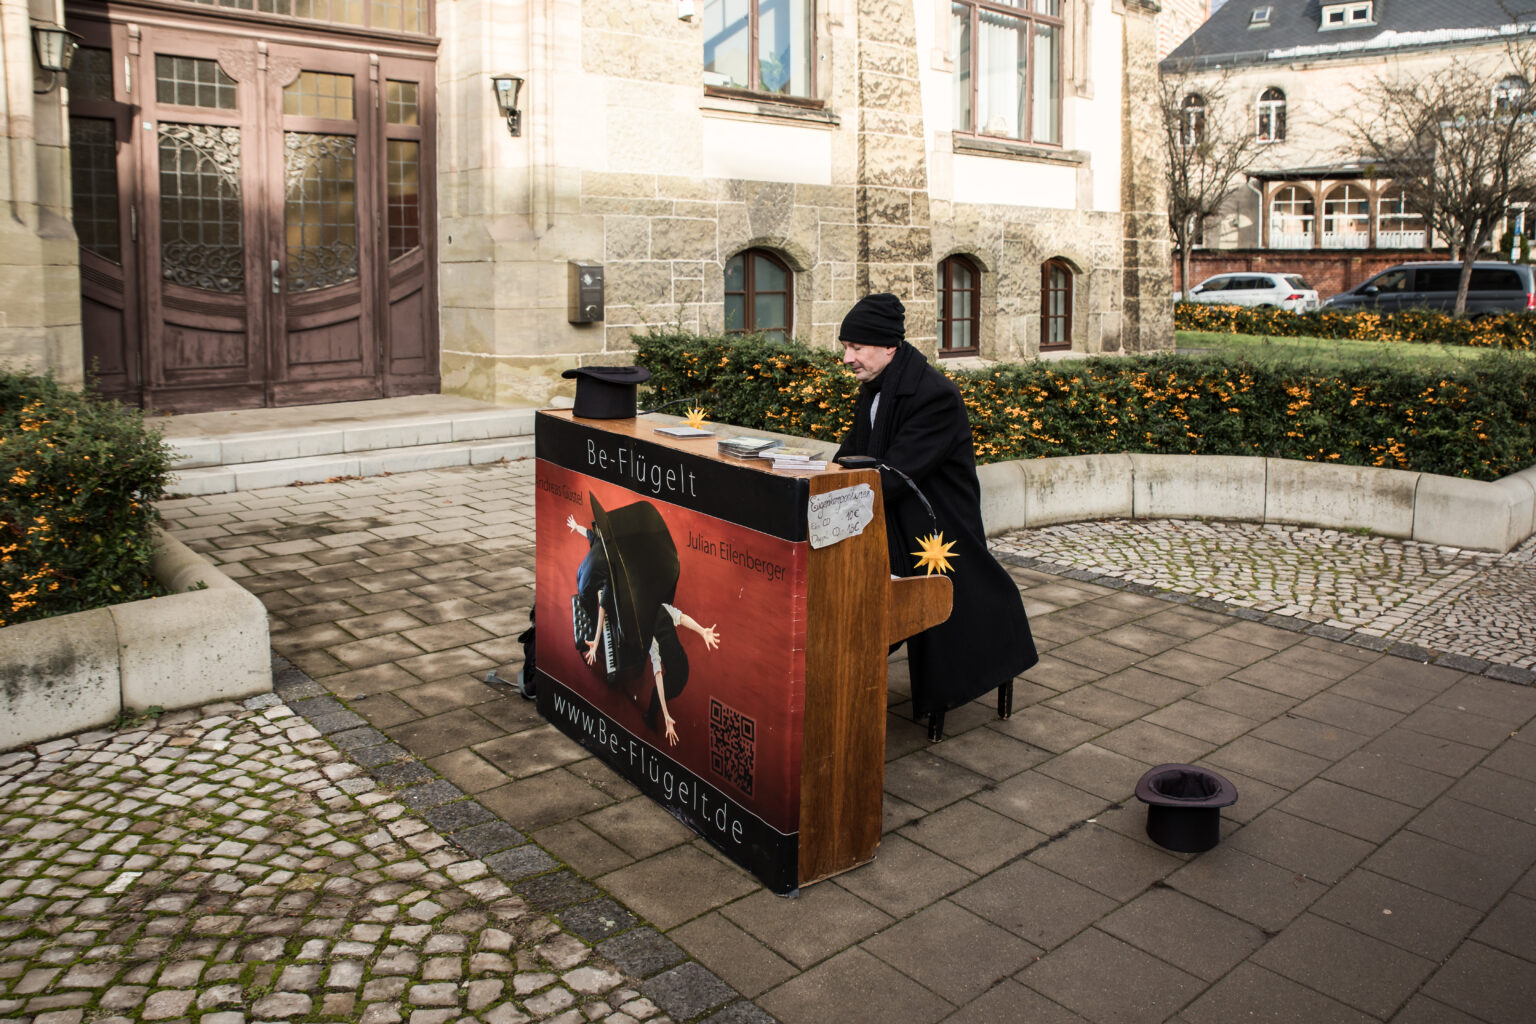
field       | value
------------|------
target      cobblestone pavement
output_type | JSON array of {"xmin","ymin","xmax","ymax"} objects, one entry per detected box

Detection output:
[
  {"xmin": 10, "ymin": 457, "xmax": 1534, "ymax": 1024},
  {"xmin": 0, "ymin": 691, "xmax": 739, "ymax": 1024},
  {"xmin": 993, "ymin": 519, "xmax": 1536, "ymax": 670}
]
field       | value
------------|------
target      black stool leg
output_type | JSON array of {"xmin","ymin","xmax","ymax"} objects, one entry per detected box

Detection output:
[
  {"xmin": 997, "ymin": 680, "xmax": 1013, "ymax": 720},
  {"xmin": 927, "ymin": 710, "xmax": 945, "ymax": 742}
]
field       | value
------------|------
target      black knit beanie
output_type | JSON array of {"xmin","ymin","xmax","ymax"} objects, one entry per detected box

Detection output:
[{"xmin": 839, "ymin": 293, "xmax": 905, "ymax": 347}]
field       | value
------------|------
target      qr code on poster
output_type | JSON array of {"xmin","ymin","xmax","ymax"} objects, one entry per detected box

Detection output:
[{"xmin": 709, "ymin": 697, "xmax": 756, "ymax": 797}]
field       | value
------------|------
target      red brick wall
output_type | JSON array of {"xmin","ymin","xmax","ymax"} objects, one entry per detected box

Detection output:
[{"xmin": 1174, "ymin": 249, "xmax": 1454, "ymax": 301}]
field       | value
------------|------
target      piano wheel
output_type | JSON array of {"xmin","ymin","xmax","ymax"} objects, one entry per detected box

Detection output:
[
  {"xmin": 998, "ymin": 680, "xmax": 1013, "ymax": 720},
  {"xmin": 927, "ymin": 710, "xmax": 945, "ymax": 743}
]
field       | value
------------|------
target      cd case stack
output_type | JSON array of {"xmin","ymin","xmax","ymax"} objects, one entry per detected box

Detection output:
[{"xmin": 717, "ymin": 436, "xmax": 783, "ymax": 458}]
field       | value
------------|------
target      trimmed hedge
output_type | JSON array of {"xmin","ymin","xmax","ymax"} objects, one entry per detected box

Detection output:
[
  {"xmin": 1, "ymin": 371, "xmax": 174, "ymax": 627},
  {"xmin": 1175, "ymin": 302, "xmax": 1536, "ymax": 349},
  {"xmin": 636, "ymin": 331, "xmax": 1536, "ymax": 482}
]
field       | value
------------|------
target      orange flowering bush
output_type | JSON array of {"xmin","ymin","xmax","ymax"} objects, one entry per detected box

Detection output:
[
  {"xmin": 637, "ymin": 332, "xmax": 1536, "ymax": 482},
  {"xmin": 1, "ymin": 371, "xmax": 173, "ymax": 627},
  {"xmin": 1174, "ymin": 302, "xmax": 1536, "ymax": 349}
]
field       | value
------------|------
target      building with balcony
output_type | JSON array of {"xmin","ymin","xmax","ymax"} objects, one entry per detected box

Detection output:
[{"xmin": 1161, "ymin": 0, "xmax": 1533, "ymax": 298}]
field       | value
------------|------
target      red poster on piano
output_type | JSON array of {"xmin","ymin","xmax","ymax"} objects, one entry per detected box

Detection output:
[{"xmin": 532, "ymin": 413, "xmax": 810, "ymax": 893}]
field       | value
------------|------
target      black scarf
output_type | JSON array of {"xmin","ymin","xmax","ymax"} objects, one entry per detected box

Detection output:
[{"xmin": 850, "ymin": 342, "xmax": 923, "ymax": 459}]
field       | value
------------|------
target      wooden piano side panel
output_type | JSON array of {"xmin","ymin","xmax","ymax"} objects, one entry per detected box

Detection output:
[{"xmin": 798, "ymin": 469, "xmax": 890, "ymax": 885}]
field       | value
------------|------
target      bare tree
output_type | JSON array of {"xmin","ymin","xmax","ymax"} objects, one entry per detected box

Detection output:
[
  {"xmin": 1158, "ymin": 73, "xmax": 1261, "ymax": 300},
  {"xmin": 1350, "ymin": 51, "xmax": 1536, "ymax": 314}
]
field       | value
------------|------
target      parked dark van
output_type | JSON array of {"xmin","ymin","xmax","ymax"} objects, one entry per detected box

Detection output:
[{"xmin": 1323, "ymin": 261, "xmax": 1536, "ymax": 313}]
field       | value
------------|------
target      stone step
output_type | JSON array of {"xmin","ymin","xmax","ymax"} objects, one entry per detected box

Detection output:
[
  {"xmin": 163, "ymin": 402, "xmax": 540, "ymax": 497},
  {"xmin": 169, "ymin": 435, "xmax": 536, "ymax": 496}
]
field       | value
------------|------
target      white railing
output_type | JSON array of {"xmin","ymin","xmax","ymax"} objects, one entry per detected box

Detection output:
[
  {"xmin": 1267, "ymin": 231, "xmax": 1313, "ymax": 249},
  {"xmin": 1376, "ymin": 230, "xmax": 1427, "ymax": 249},
  {"xmin": 1321, "ymin": 232, "xmax": 1371, "ymax": 249}
]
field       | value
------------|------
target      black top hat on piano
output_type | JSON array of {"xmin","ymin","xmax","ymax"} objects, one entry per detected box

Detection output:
[
  {"xmin": 589, "ymin": 493, "xmax": 680, "ymax": 673},
  {"xmin": 563, "ymin": 365, "xmax": 652, "ymax": 419}
]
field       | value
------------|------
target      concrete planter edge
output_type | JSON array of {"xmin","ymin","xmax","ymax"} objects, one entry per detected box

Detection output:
[{"xmin": 0, "ymin": 528, "xmax": 272, "ymax": 752}]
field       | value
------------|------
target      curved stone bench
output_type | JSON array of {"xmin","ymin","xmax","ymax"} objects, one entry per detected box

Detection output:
[
  {"xmin": 657, "ymin": 416, "xmax": 1536, "ymax": 554},
  {"xmin": 0, "ymin": 529, "xmax": 272, "ymax": 751},
  {"xmin": 977, "ymin": 454, "xmax": 1536, "ymax": 554}
]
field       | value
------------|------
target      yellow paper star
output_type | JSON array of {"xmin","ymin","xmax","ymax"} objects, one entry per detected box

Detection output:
[
  {"xmin": 684, "ymin": 405, "xmax": 708, "ymax": 430},
  {"xmin": 912, "ymin": 532, "xmax": 958, "ymax": 576}
]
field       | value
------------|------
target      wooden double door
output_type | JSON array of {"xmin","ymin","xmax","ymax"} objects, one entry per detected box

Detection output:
[{"xmin": 69, "ymin": 9, "xmax": 438, "ymax": 411}]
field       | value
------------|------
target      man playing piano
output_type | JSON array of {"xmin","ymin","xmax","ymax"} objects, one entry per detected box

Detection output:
[{"xmin": 834, "ymin": 292, "xmax": 1038, "ymax": 741}]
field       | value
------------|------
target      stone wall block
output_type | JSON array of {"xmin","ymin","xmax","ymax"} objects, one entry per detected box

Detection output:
[
  {"xmin": 861, "ymin": 0, "xmax": 922, "ymax": 46},
  {"xmin": 658, "ymin": 175, "xmax": 721, "ymax": 202},
  {"xmin": 862, "ymin": 187, "xmax": 916, "ymax": 225},
  {"xmin": 605, "ymin": 216, "xmax": 652, "ymax": 262},
  {"xmin": 1264, "ymin": 459, "xmax": 1417, "ymax": 537},
  {"xmin": 113, "ymin": 587, "xmax": 269, "ymax": 712},
  {"xmin": 583, "ymin": 172, "xmax": 661, "ymax": 198},
  {"xmin": 866, "ymin": 225, "xmax": 934, "ymax": 264},
  {"xmin": 0, "ymin": 610, "xmax": 120, "ymax": 751},
  {"xmin": 858, "ymin": 146, "xmax": 927, "ymax": 189},
  {"xmin": 976, "ymin": 461, "xmax": 1029, "ymax": 535},
  {"xmin": 585, "ymin": 34, "xmax": 696, "ymax": 86},
  {"xmin": 581, "ymin": 196, "xmax": 676, "ymax": 218},
  {"xmin": 818, "ymin": 221, "xmax": 858, "ymax": 264},
  {"xmin": 1413, "ymin": 473, "xmax": 1529, "ymax": 553},
  {"xmin": 1129, "ymin": 454, "xmax": 1267, "ymax": 521},
  {"xmin": 597, "ymin": 259, "xmax": 677, "ymax": 308},
  {"xmin": 744, "ymin": 182, "xmax": 797, "ymax": 241},
  {"xmin": 1017, "ymin": 454, "xmax": 1135, "ymax": 526},
  {"xmin": 857, "ymin": 70, "xmax": 922, "ymax": 114},
  {"xmin": 649, "ymin": 218, "xmax": 719, "ymax": 261}
]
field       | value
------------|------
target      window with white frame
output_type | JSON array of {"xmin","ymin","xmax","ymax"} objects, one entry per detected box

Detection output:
[
  {"xmin": 1256, "ymin": 88, "xmax": 1286, "ymax": 142},
  {"xmin": 1494, "ymin": 75, "xmax": 1529, "ymax": 114},
  {"xmin": 1320, "ymin": 2, "xmax": 1372, "ymax": 29},
  {"xmin": 1250, "ymin": 6, "xmax": 1271, "ymax": 27},
  {"xmin": 1268, "ymin": 186, "xmax": 1315, "ymax": 248},
  {"xmin": 1180, "ymin": 93, "xmax": 1207, "ymax": 146},
  {"xmin": 952, "ymin": 0, "xmax": 1064, "ymax": 145},
  {"xmin": 1322, "ymin": 184, "xmax": 1370, "ymax": 248},
  {"xmin": 1377, "ymin": 187, "xmax": 1425, "ymax": 248},
  {"xmin": 702, "ymin": 0, "xmax": 814, "ymax": 98}
]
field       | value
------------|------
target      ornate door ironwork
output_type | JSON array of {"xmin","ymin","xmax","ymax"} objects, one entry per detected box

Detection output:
[{"xmin": 68, "ymin": 9, "xmax": 437, "ymax": 411}]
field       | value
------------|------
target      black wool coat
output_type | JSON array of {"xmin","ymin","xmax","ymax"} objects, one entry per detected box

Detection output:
[{"xmin": 835, "ymin": 343, "xmax": 1038, "ymax": 716}]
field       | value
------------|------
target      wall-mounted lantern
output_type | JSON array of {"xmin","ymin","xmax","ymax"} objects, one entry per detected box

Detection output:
[
  {"xmin": 32, "ymin": 25, "xmax": 82, "ymax": 94},
  {"xmin": 490, "ymin": 74, "xmax": 524, "ymax": 137}
]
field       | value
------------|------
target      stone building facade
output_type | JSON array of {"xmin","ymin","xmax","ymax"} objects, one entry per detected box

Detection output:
[
  {"xmin": 3, "ymin": 0, "xmax": 1170, "ymax": 411},
  {"xmin": 1161, "ymin": 0, "xmax": 1534, "ymax": 297}
]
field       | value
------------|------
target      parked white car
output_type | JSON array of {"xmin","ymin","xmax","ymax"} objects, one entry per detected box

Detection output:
[{"xmin": 1179, "ymin": 272, "xmax": 1320, "ymax": 312}]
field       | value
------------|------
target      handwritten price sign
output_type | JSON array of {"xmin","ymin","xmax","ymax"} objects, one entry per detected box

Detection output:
[{"xmin": 807, "ymin": 484, "xmax": 874, "ymax": 549}]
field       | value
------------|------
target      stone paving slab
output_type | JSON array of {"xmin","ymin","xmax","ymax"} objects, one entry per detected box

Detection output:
[{"xmin": 42, "ymin": 457, "xmax": 1527, "ymax": 1024}]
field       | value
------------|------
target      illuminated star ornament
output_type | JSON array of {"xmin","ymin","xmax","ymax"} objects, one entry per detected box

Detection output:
[
  {"xmin": 684, "ymin": 405, "xmax": 709, "ymax": 430},
  {"xmin": 912, "ymin": 532, "xmax": 958, "ymax": 576}
]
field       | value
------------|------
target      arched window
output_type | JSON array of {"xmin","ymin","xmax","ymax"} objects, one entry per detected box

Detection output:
[
  {"xmin": 1494, "ymin": 75, "xmax": 1529, "ymax": 113},
  {"xmin": 1268, "ymin": 186, "xmax": 1315, "ymax": 249},
  {"xmin": 1256, "ymin": 88, "xmax": 1286, "ymax": 142},
  {"xmin": 1322, "ymin": 184, "xmax": 1369, "ymax": 248},
  {"xmin": 1040, "ymin": 260, "xmax": 1072, "ymax": 351},
  {"xmin": 724, "ymin": 248, "xmax": 792, "ymax": 342},
  {"xmin": 1181, "ymin": 94, "xmax": 1207, "ymax": 146},
  {"xmin": 938, "ymin": 255, "xmax": 981, "ymax": 355},
  {"xmin": 1377, "ymin": 187, "xmax": 1425, "ymax": 248}
]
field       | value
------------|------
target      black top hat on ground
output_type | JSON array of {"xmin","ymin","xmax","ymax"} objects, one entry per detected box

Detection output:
[
  {"xmin": 563, "ymin": 365, "xmax": 651, "ymax": 419},
  {"xmin": 1134, "ymin": 763, "xmax": 1238, "ymax": 853}
]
